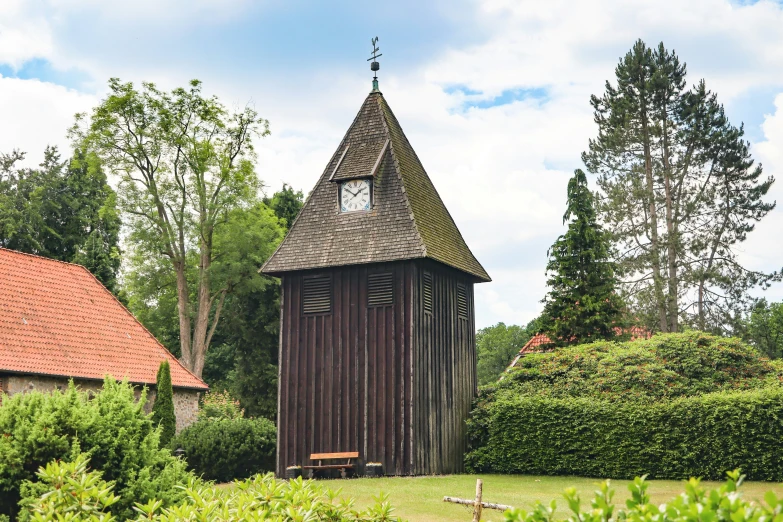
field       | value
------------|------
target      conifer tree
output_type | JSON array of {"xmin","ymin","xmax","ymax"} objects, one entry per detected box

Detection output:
[
  {"xmin": 152, "ymin": 360, "xmax": 176, "ymax": 446},
  {"xmin": 540, "ymin": 169, "xmax": 624, "ymax": 347},
  {"xmin": 583, "ymin": 40, "xmax": 776, "ymax": 333}
]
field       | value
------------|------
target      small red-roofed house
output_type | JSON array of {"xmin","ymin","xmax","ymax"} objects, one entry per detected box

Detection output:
[
  {"xmin": 504, "ymin": 326, "xmax": 651, "ymax": 376},
  {"xmin": 0, "ymin": 248, "xmax": 207, "ymax": 431}
]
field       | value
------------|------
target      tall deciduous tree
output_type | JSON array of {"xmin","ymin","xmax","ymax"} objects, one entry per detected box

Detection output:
[
  {"xmin": 71, "ymin": 79, "xmax": 269, "ymax": 377},
  {"xmin": 583, "ymin": 40, "xmax": 777, "ymax": 334},
  {"xmin": 540, "ymin": 169, "xmax": 625, "ymax": 347}
]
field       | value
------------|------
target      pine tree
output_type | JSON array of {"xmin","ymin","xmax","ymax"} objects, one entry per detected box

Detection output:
[
  {"xmin": 151, "ymin": 360, "xmax": 176, "ymax": 446},
  {"xmin": 583, "ymin": 40, "xmax": 776, "ymax": 334},
  {"xmin": 540, "ymin": 169, "xmax": 625, "ymax": 347}
]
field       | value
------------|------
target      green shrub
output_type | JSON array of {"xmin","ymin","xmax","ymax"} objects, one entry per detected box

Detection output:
[
  {"xmin": 498, "ymin": 332, "xmax": 774, "ymax": 402},
  {"xmin": 0, "ymin": 379, "xmax": 192, "ymax": 520},
  {"xmin": 503, "ymin": 470, "xmax": 783, "ymax": 522},
  {"xmin": 25, "ymin": 455, "xmax": 402, "ymax": 521},
  {"xmin": 466, "ymin": 386, "xmax": 783, "ymax": 480},
  {"xmin": 23, "ymin": 454, "xmax": 118, "ymax": 521},
  {"xmin": 171, "ymin": 417, "xmax": 276, "ymax": 482},
  {"xmin": 151, "ymin": 360, "xmax": 176, "ymax": 447},
  {"xmin": 197, "ymin": 389, "xmax": 244, "ymax": 421}
]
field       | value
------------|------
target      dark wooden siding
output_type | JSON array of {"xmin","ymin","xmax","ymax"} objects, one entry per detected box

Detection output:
[
  {"xmin": 412, "ymin": 260, "xmax": 477, "ymax": 475},
  {"xmin": 277, "ymin": 261, "xmax": 415, "ymax": 476},
  {"xmin": 277, "ymin": 259, "xmax": 477, "ymax": 476}
]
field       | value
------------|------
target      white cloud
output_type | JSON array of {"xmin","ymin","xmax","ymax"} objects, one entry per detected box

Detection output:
[
  {"xmin": 0, "ymin": 1, "xmax": 54, "ymax": 67},
  {"xmin": 0, "ymin": 77, "xmax": 97, "ymax": 164},
  {"xmin": 742, "ymin": 93, "xmax": 783, "ymax": 303},
  {"xmin": 2, "ymin": 0, "xmax": 783, "ymax": 328}
]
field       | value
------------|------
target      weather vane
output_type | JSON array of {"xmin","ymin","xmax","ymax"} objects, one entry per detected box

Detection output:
[{"xmin": 368, "ymin": 36, "xmax": 382, "ymax": 90}]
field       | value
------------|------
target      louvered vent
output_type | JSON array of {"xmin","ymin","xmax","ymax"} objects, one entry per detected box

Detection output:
[
  {"xmin": 302, "ymin": 276, "xmax": 331, "ymax": 314},
  {"xmin": 368, "ymin": 273, "xmax": 394, "ymax": 307},
  {"xmin": 457, "ymin": 283, "xmax": 468, "ymax": 318},
  {"xmin": 423, "ymin": 272, "xmax": 433, "ymax": 314}
]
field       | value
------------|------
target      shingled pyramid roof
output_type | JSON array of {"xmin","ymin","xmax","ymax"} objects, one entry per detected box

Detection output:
[{"xmin": 262, "ymin": 89, "xmax": 490, "ymax": 282}]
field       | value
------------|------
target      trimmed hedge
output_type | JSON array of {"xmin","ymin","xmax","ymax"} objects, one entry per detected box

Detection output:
[
  {"xmin": 172, "ymin": 417, "xmax": 276, "ymax": 483},
  {"xmin": 465, "ymin": 386, "xmax": 783, "ymax": 480},
  {"xmin": 498, "ymin": 332, "xmax": 777, "ymax": 403}
]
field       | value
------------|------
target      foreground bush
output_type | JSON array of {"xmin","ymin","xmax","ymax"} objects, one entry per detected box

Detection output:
[
  {"xmin": 171, "ymin": 417, "xmax": 276, "ymax": 482},
  {"xmin": 0, "ymin": 379, "xmax": 191, "ymax": 520},
  {"xmin": 499, "ymin": 332, "xmax": 776, "ymax": 402},
  {"xmin": 25, "ymin": 455, "xmax": 401, "ymax": 521},
  {"xmin": 466, "ymin": 386, "xmax": 783, "ymax": 480},
  {"xmin": 503, "ymin": 470, "xmax": 783, "ymax": 522}
]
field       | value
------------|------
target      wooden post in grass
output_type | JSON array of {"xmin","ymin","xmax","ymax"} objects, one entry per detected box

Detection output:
[
  {"xmin": 472, "ymin": 479, "xmax": 483, "ymax": 522},
  {"xmin": 443, "ymin": 478, "xmax": 514, "ymax": 520}
]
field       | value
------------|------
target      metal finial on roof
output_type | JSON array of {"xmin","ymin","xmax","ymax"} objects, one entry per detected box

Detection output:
[{"xmin": 367, "ymin": 36, "xmax": 382, "ymax": 91}]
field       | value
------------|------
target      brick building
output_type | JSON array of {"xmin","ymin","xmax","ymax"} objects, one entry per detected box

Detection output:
[{"xmin": 0, "ymin": 248, "xmax": 207, "ymax": 431}]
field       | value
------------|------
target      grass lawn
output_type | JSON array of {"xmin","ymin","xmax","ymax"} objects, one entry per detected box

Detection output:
[{"xmin": 313, "ymin": 474, "xmax": 783, "ymax": 522}]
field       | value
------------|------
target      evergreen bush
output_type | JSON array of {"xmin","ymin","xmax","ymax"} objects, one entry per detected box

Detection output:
[
  {"xmin": 151, "ymin": 360, "xmax": 176, "ymax": 447},
  {"xmin": 171, "ymin": 417, "xmax": 276, "ymax": 482},
  {"xmin": 0, "ymin": 379, "xmax": 191, "ymax": 520}
]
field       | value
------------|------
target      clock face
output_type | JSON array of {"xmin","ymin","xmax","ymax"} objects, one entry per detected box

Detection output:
[{"xmin": 340, "ymin": 179, "xmax": 372, "ymax": 212}]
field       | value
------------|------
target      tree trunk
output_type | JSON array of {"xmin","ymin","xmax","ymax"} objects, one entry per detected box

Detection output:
[
  {"xmin": 661, "ymin": 109, "xmax": 679, "ymax": 332},
  {"xmin": 190, "ymin": 238, "xmax": 213, "ymax": 378},
  {"xmin": 174, "ymin": 260, "xmax": 193, "ymax": 370},
  {"xmin": 641, "ymin": 110, "xmax": 668, "ymax": 332}
]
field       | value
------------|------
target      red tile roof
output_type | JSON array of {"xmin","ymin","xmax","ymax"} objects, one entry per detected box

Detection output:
[
  {"xmin": 0, "ymin": 248, "xmax": 207, "ymax": 390},
  {"xmin": 506, "ymin": 326, "xmax": 652, "ymax": 372}
]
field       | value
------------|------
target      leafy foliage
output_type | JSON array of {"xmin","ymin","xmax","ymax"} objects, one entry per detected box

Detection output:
[
  {"xmin": 72, "ymin": 78, "xmax": 271, "ymax": 377},
  {"xmin": 495, "ymin": 332, "xmax": 775, "ymax": 403},
  {"xmin": 197, "ymin": 389, "xmax": 244, "ymax": 421},
  {"xmin": 151, "ymin": 361, "xmax": 176, "ymax": 447},
  {"xmin": 468, "ymin": 332, "xmax": 783, "ymax": 479},
  {"xmin": 127, "ymin": 185, "xmax": 302, "ymax": 419},
  {"xmin": 540, "ymin": 169, "xmax": 625, "ymax": 347},
  {"xmin": 742, "ymin": 299, "xmax": 783, "ymax": 359},
  {"xmin": 503, "ymin": 471, "xmax": 783, "ymax": 522},
  {"xmin": 0, "ymin": 147, "xmax": 122, "ymax": 294},
  {"xmin": 0, "ymin": 379, "xmax": 191, "ymax": 520},
  {"xmin": 24, "ymin": 461, "xmax": 402, "ymax": 522},
  {"xmin": 126, "ymin": 200, "xmax": 289, "ymax": 418},
  {"xmin": 467, "ymin": 385, "xmax": 783, "ymax": 480},
  {"xmin": 477, "ymin": 320, "xmax": 541, "ymax": 386},
  {"xmin": 23, "ymin": 454, "xmax": 119, "ymax": 522},
  {"xmin": 171, "ymin": 417, "xmax": 276, "ymax": 483}
]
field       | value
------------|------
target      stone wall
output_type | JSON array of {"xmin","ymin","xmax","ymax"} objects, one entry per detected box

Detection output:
[{"xmin": 0, "ymin": 374, "xmax": 200, "ymax": 433}]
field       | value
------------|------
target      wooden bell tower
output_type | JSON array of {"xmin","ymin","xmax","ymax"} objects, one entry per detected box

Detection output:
[{"xmin": 262, "ymin": 46, "xmax": 490, "ymax": 476}]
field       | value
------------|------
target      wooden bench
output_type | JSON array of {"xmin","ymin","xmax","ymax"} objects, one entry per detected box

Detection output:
[{"xmin": 303, "ymin": 452, "xmax": 359, "ymax": 479}]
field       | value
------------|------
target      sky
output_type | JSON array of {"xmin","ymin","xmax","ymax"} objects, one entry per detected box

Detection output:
[{"xmin": 2, "ymin": 0, "xmax": 783, "ymax": 329}]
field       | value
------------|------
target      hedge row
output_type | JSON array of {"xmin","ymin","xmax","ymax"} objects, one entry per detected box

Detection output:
[{"xmin": 465, "ymin": 386, "xmax": 783, "ymax": 480}]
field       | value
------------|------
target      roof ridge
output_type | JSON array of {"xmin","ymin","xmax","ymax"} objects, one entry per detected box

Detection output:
[
  {"xmin": 0, "ymin": 247, "xmax": 89, "ymax": 270},
  {"xmin": 72, "ymin": 262, "xmax": 208, "ymax": 390},
  {"xmin": 0, "ymin": 247, "xmax": 208, "ymax": 390},
  {"xmin": 374, "ymin": 93, "xmax": 427, "ymax": 258},
  {"xmin": 376, "ymin": 95, "xmax": 491, "ymax": 282}
]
